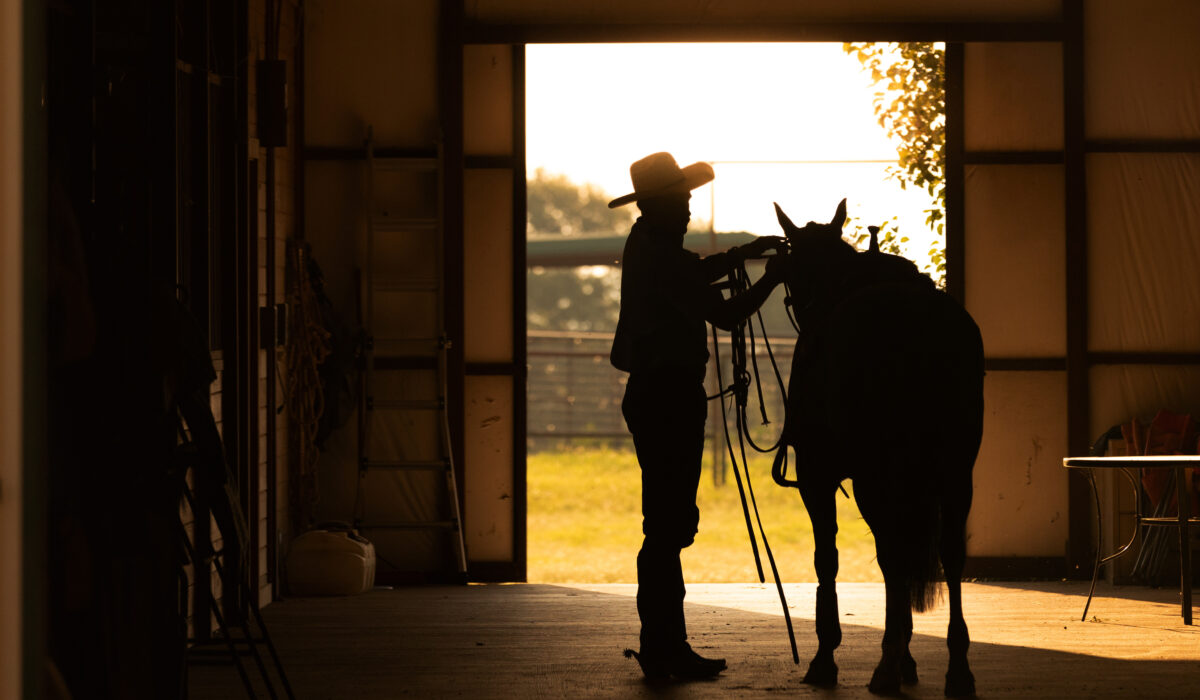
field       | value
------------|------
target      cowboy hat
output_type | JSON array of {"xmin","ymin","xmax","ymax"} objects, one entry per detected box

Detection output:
[{"xmin": 607, "ymin": 152, "xmax": 714, "ymax": 208}]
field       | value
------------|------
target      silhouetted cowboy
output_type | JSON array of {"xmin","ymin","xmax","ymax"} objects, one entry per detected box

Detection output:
[{"xmin": 610, "ymin": 152, "xmax": 784, "ymax": 681}]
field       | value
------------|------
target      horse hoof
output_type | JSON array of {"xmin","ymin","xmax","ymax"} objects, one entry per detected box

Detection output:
[
  {"xmin": 868, "ymin": 667, "xmax": 901, "ymax": 696},
  {"xmin": 802, "ymin": 657, "xmax": 838, "ymax": 687},
  {"xmin": 944, "ymin": 668, "xmax": 976, "ymax": 698},
  {"xmin": 901, "ymin": 654, "xmax": 918, "ymax": 685}
]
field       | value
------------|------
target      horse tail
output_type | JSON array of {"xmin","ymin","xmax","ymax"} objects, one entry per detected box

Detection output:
[{"xmin": 903, "ymin": 489, "xmax": 943, "ymax": 614}]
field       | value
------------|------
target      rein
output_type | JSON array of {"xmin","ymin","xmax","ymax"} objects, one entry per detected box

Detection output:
[{"xmin": 710, "ymin": 252, "xmax": 799, "ymax": 665}]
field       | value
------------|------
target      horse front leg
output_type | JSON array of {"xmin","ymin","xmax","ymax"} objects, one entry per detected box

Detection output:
[{"xmin": 798, "ymin": 482, "xmax": 841, "ymax": 686}]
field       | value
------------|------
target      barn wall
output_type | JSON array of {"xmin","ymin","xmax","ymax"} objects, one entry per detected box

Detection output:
[
  {"xmin": 463, "ymin": 165, "xmax": 516, "ymax": 563},
  {"xmin": 962, "ymin": 39, "xmax": 1068, "ymax": 559},
  {"xmin": 462, "ymin": 42, "xmax": 522, "ymax": 571},
  {"xmin": 304, "ymin": 0, "xmax": 460, "ymax": 577},
  {"xmin": 959, "ymin": 0, "xmax": 1200, "ymax": 565},
  {"xmin": 1081, "ymin": 0, "xmax": 1200, "ymax": 573}
]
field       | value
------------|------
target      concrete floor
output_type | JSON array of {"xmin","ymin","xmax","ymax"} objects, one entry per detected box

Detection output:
[{"xmin": 188, "ymin": 580, "xmax": 1200, "ymax": 699}]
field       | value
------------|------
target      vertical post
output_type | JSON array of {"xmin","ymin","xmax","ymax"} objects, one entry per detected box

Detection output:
[
  {"xmin": 943, "ymin": 42, "xmax": 965, "ymax": 306},
  {"xmin": 264, "ymin": 0, "xmax": 279, "ymax": 600},
  {"xmin": 512, "ymin": 42, "xmax": 528, "ymax": 581},
  {"xmin": 439, "ymin": 0, "xmax": 467, "ymax": 572},
  {"xmin": 1063, "ymin": 0, "xmax": 1092, "ymax": 577},
  {"xmin": 8, "ymin": 0, "xmax": 47, "ymax": 695},
  {"xmin": 1175, "ymin": 465, "xmax": 1192, "ymax": 624}
]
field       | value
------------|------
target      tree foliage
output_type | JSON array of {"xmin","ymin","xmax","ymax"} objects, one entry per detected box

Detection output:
[
  {"xmin": 527, "ymin": 167, "xmax": 634, "ymax": 236},
  {"xmin": 843, "ymin": 42, "xmax": 946, "ymax": 283},
  {"xmin": 527, "ymin": 170, "xmax": 627, "ymax": 331}
]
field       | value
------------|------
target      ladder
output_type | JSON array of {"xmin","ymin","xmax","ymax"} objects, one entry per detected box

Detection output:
[{"xmin": 353, "ymin": 127, "xmax": 467, "ymax": 581}]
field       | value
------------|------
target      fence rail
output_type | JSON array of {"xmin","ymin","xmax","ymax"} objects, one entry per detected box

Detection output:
[{"xmin": 527, "ymin": 330, "xmax": 795, "ymax": 470}]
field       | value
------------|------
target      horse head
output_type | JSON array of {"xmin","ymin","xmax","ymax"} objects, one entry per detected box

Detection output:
[{"xmin": 773, "ymin": 198, "xmax": 858, "ymax": 303}]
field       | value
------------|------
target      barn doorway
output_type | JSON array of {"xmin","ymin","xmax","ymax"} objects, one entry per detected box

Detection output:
[{"xmin": 524, "ymin": 42, "xmax": 945, "ymax": 583}]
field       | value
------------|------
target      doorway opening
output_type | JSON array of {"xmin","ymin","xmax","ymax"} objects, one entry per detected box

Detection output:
[{"xmin": 524, "ymin": 42, "xmax": 945, "ymax": 583}]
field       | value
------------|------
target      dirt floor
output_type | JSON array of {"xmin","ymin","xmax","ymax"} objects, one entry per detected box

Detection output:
[{"xmin": 187, "ymin": 580, "xmax": 1199, "ymax": 699}]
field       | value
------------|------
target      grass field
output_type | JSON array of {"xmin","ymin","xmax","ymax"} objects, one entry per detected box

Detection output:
[{"xmin": 527, "ymin": 446, "xmax": 883, "ymax": 583}]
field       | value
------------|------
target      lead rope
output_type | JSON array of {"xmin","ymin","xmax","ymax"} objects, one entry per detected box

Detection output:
[{"xmin": 711, "ymin": 254, "xmax": 799, "ymax": 665}]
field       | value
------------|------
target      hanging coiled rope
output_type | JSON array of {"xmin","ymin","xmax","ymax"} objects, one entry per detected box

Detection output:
[{"xmin": 283, "ymin": 241, "xmax": 333, "ymax": 534}]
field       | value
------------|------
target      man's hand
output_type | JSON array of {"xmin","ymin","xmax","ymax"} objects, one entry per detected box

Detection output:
[{"xmin": 735, "ymin": 236, "xmax": 786, "ymax": 260}]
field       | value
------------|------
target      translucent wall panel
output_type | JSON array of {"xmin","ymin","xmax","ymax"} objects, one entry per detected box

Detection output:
[
  {"xmin": 1087, "ymin": 154, "xmax": 1200, "ymax": 353},
  {"xmin": 1089, "ymin": 365, "xmax": 1200, "ymax": 440},
  {"xmin": 464, "ymin": 45, "xmax": 513, "ymax": 156},
  {"xmin": 964, "ymin": 43, "xmax": 1062, "ymax": 151},
  {"xmin": 465, "ymin": 375, "xmax": 515, "ymax": 561},
  {"xmin": 304, "ymin": 0, "xmax": 439, "ymax": 146},
  {"xmin": 968, "ymin": 371, "xmax": 1068, "ymax": 557},
  {"xmin": 1085, "ymin": 0, "xmax": 1200, "ymax": 140},
  {"xmin": 367, "ymin": 372, "xmax": 441, "ymax": 463},
  {"xmin": 964, "ymin": 165, "xmax": 1066, "ymax": 357},
  {"xmin": 468, "ymin": 0, "xmax": 1060, "ymax": 23},
  {"xmin": 464, "ymin": 169, "xmax": 515, "ymax": 363}
]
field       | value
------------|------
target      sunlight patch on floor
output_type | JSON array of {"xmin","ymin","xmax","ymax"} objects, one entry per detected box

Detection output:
[{"xmin": 554, "ymin": 581, "xmax": 1200, "ymax": 662}]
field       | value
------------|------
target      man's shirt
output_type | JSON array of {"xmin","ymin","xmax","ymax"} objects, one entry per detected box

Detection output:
[{"xmin": 611, "ymin": 218, "xmax": 716, "ymax": 376}]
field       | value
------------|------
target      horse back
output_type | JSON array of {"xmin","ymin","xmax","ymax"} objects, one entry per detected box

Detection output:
[{"xmin": 783, "ymin": 277, "xmax": 984, "ymax": 483}]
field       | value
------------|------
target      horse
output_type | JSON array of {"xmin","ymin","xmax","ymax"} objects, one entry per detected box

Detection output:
[{"xmin": 770, "ymin": 199, "xmax": 984, "ymax": 697}]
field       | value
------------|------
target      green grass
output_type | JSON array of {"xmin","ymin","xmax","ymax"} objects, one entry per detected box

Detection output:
[{"xmin": 528, "ymin": 446, "xmax": 883, "ymax": 583}]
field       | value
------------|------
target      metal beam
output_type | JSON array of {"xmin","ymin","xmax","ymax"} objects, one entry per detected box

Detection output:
[
  {"xmin": 465, "ymin": 21, "xmax": 1063, "ymax": 45},
  {"xmin": 964, "ymin": 150, "xmax": 1064, "ymax": 165},
  {"xmin": 985, "ymin": 358, "xmax": 1067, "ymax": 372},
  {"xmin": 1087, "ymin": 139, "xmax": 1200, "ymax": 154},
  {"xmin": 528, "ymin": 231, "xmax": 757, "ymax": 268},
  {"xmin": 1063, "ymin": 0, "xmax": 1091, "ymax": 578}
]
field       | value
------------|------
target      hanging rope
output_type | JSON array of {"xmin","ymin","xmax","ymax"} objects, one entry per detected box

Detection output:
[
  {"xmin": 283, "ymin": 241, "xmax": 333, "ymax": 534},
  {"xmin": 710, "ymin": 250, "xmax": 799, "ymax": 665}
]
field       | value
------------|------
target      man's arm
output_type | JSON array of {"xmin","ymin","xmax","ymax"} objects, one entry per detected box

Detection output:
[
  {"xmin": 697, "ymin": 236, "xmax": 786, "ymax": 285},
  {"xmin": 697, "ymin": 251, "xmax": 733, "ymax": 283},
  {"xmin": 702, "ymin": 266, "xmax": 781, "ymax": 331},
  {"xmin": 664, "ymin": 254, "xmax": 784, "ymax": 332}
]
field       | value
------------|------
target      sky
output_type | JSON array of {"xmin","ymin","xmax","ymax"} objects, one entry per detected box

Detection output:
[{"xmin": 525, "ymin": 43, "xmax": 941, "ymax": 263}]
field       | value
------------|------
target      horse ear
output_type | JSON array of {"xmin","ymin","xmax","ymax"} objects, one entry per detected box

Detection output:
[
  {"xmin": 774, "ymin": 202, "xmax": 798, "ymax": 233},
  {"xmin": 831, "ymin": 198, "xmax": 847, "ymax": 230}
]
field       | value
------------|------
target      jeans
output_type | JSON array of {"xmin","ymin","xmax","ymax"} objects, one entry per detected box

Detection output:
[{"xmin": 622, "ymin": 369, "xmax": 707, "ymax": 652}]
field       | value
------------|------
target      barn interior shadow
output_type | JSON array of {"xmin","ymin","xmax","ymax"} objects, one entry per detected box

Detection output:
[{"xmin": 186, "ymin": 583, "xmax": 1200, "ymax": 699}]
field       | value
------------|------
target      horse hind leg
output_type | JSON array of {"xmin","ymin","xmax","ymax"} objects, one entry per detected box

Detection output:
[
  {"xmin": 941, "ymin": 477, "xmax": 976, "ymax": 698},
  {"xmin": 868, "ymin": 541, "xmax": 911, "ymax": 695},
  {"xmin": 799, "ymin": 483, "xmax": 841, "ymax": 687},
  {"xmin": 900, "ymin": 612, "xmax": 918, "ymax": 685}
]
